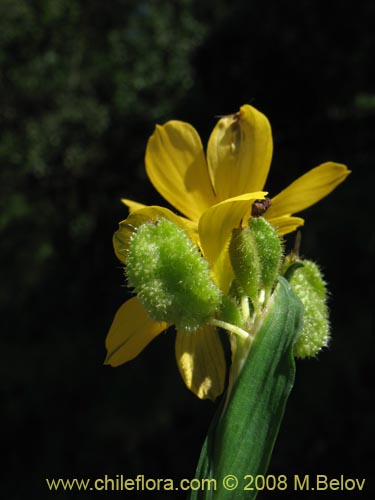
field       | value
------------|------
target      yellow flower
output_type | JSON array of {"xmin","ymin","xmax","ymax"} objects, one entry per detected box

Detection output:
[
  {"xmin": 124, "ymin": 104, "xmax": 349, "ymax": 287},
  {"xmin": 105, "ymin": 104, "xmax": 350, "ymax": 400}
]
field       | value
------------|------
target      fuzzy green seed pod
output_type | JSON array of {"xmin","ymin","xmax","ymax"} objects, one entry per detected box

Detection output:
[
  {"xmin": 219, "ymin": 295, "xmax": 243, "ymax": 328},
  {"xmin": 248, "ymin": 216, "xmax": 283, "ymax": 295},
  {"xmin": 287, "ymin": 259, "xmax": 330, "ymax": 358},
  {"xmin": 126, "ymin": 218, "xmax": 222, "ymax": 333},
  {"xmin": 229, "ymin": 227, "xmax": 261, "ymax": 305}
]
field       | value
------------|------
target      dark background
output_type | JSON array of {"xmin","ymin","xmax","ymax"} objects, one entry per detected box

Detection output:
[{"xmin": 2, "ymin": 0, "xmax": 373, "ymax": 498}]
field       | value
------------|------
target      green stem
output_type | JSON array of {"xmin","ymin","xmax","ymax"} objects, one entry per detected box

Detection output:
[{"xmin": 208, "ymin": 319, "xmax": 251, "ymax": 341}]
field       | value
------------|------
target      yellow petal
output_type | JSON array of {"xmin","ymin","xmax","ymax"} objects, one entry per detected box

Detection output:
[
  {"xmin": 267, "ymin": 215, "xmax": 305, "ymax": 236},
  {"xmin": 266, "ymin": 162, "xmax": 351, "ymax": 219},
  {"xmin": 175, "ymin": 326, "xmax": 226, "ymax": 400},
  {"xmin": 198, "ymin": 192, "xmax": 267, "ymax": 290},
  {"xmin": 207, "ymin": 104, "xmax": 273, "ymax": 202},
  {"xmin": 121, "ymin": 198, "xmax": 147, "ymax": 213},
  {"xmin": 113, "ymin": 205, "xmax": 197, "ymax": 264},
  {"xmin": 105, "ymin": 297, "xmax": 167, "ymax": 367},
  {"xmin": 121, "ymin": 200, "xmax": 200, "ymax": 246},
  {"xmin": 145, "ymin": 121, "xmax": 216, "ymax": 221}
]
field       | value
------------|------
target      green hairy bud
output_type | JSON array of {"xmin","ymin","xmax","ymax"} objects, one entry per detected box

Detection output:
[
  {"xmin": 126, "ymin": 218, "xmax": 222, "ymax": 332},
  {"xmin": 285, "ymin": 259, "xmax": 330, "ymax": 358},
  {"xmin": 219, "ymin": 295, "xmax": 243, "ymax": 328},
  {"xmin": 248, "ymin": 216, "xmax": 283, "ymax": 295},
  {"xmin": 229, "ymin": 227, "xmax": 260, "ymax": 305}
]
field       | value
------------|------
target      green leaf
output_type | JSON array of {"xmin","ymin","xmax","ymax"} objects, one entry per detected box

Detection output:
[{"xmin": 190, "ymin": 277, "xmax": 303, "ymax": 500}]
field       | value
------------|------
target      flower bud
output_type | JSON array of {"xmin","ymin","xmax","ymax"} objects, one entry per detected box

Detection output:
[
  {"xmin": 229, "ymin": 227, "xmax": 260, "ymax": 305},
  {"xmin": 219, "ymin": 295, "xmax": 243, "ymax": 327},
  {"xmin": 286, "ymin": 259, "xmax": 330, "ymax": 358},
  {"xmin": 248, "ymin": 216, "xmax": 283, "ymax": 295},
  {"xmin": 126, "ymin": 218, "xmax": 222, "ymax": 332}
]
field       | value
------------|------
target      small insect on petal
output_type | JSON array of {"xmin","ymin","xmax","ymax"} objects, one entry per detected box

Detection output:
[{"xmin": 251, "ymin": 198, "xmax": 272, "ymax": 217}]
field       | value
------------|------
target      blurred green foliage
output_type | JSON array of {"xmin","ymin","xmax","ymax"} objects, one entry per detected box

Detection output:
[
  {"xmin": 0, "ymin": 0, "xmax": 206, "ymax": 312},
  {"xmin": 2, "ymin": 0, "xmax": 373, "ymax": 498}
]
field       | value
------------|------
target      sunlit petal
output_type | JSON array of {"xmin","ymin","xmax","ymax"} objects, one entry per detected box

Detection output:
[
  {"xmin": 105, "ymin": 297, "xmax": 167, "ymax": 367},
  {"xmin": 121, "ymin": 198, "xmax": 147, "ymax": 213},
  {"xmin": 267, "ymin": 162, "xmax": 350, "ymax": 219},
  {"xmin": 145, "ymin": 121, "xmax": 216, "ymax": 221},
  {"xmin": 120, "ymin": 199, "xmax": 199, "ymax": 246},
  {"xmin": 175, "ymin": 326, "xmax": 226, "ymax": 400},
  {"xmin": 267, "ymin": 215, "xmax": 305, "ymax": 236},
  {"xmin": 198, "ymin": 192, "xmax": 267, "ymax": 290},
  {"xmin": 113, "ymin": 205, "xmax": 197, "ymax": 264},
  {"xmin": 207, "ymin": 104, "xmax": 273, "ymax": 201}
]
